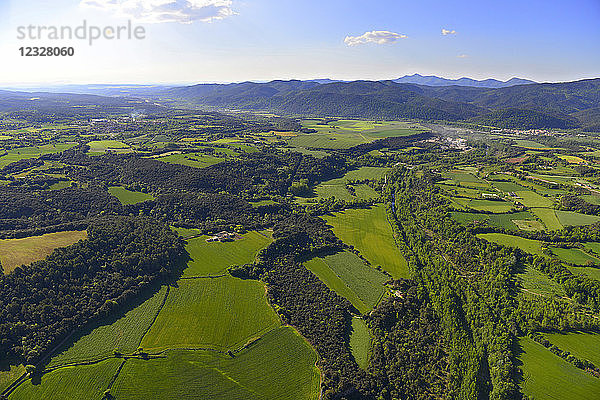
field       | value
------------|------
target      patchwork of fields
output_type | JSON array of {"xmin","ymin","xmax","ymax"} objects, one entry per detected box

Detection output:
[{"xmin": 4, "ymin": 230, "xmax": 319, "ymax": 400}]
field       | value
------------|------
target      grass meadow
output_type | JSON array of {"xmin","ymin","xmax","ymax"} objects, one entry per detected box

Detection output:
[
  {"xmin": 108, "ymin": 186, "xmax": 154, "ymax": 205},
  {"xmin": 0, "ymin": 231, "xmax": 87, "ymax": 273},
  {"xmin": 182, "ymin": 231, "xmax": 272, "ymax": 277}
]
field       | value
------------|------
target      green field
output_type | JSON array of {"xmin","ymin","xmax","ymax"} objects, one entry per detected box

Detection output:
[
  {"xmin": 86, "ymin": 140, "xmax": 129, "ymax": 153},
  {"xmin": 0, "ymin": 365, "xmax": 25, "ymax": 393},
  {"xmin": 141, "ymin": 277, "xmax": 281, "ymax": 351},
  {"xmin": 113, "ymin": 327, "xmax": 319, "ymax": 400},
  {"xmin": 466, "ymin": 199, "xmax": 514, "ymax": 213},
  {"xmin": 531, "ymin": 208, "xmax": 563, "ymax": 230},
  {"xmin": 583, "ymin": 242, "xmax": 600, "ymax": 254},
  {"xmin": 154, "ymin": 153, "xmax": 225, "ymax": 168},
  {"xmin": 304, "ymin": 257, "xmax": 369, "ymax": 313},
  {"xmin": 0, "ymin": 231, "xmax": 87, "ymax": 273},
  {"xmin": 305, "ymin": 251, "xmax": 388, "ymax": 313},
  {"xmin": 544, "ymin": 331, "xmax": 600, "ymax": 366},
  {"xmin": 549, "ymin": 247, "xmax": 599, "ymax": 266},
  {"xmin": 311, "ymin": 167, "xmax": 387, "ymax": 200},
  {"xmin": 451, "ymin": 211, "xmax": 537, "ymax": 231},
  {"xmin": 0, "ymin": 143, "xmax": 76, "ymax": 168},
  {"xmin": 514, "ymin": 190, "xmax": 554, "ymax": 208},
  {"xmin": 9, "ymin": 358, "xmax": 121, "ymax": 400},
  {"xmin": 48, "ymin": 287, "xmax": 168, "ymax": 367},
  {"xmin": 108, "ymin": 186, "xmax": 154, "ymax": 205},
  {"xmin": 555, "ymin": 210, "xmax": 600, "ymax": 226},
  {"xmin": 477, "ymin": 233, "xmax": 544, "ymax": 256},
  {"xmin": 183, "ymin": 231, "xmax": 272, "ymax": 277},
  {"xmin": 516, "ymin": 265, "xmax": 565, "ymax": 297},
  {"xmin": 325, "ymin": 205, "xmax": 409, "ymax": 279},
  {"xmin": 492, "ymin": 181, "xmax": 527, "ymax": 192},
  {"xmin": 349, "ymin": 317, "xmax": 370, "ymax": 369},
  {"xmin": 581, "ymin": 194, "xmax": 600, "ymax": 205},
  {"xmin": 519, "ymin": 337, "xmax": 600, "ymax": 400}
]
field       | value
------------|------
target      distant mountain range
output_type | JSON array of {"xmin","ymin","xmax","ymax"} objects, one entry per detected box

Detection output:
[
  {"xmin": 392, "ymin": 74, "xmax": 536, "ymax": 88},
  {"xmin": 161, "ymin": 78, "xmax": 600, "ymax": 130},
  {"xmin": 1, "ymin": 76, "xmax": 599, "ymax": 131}
]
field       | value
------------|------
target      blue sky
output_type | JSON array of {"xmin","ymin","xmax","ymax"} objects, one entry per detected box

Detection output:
[{"xmin": 0, "ymin": 0, "xmax": 598, "ymax": 85}]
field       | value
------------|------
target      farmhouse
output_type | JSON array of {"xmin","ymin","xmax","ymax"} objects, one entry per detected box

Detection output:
[{"xmin": 206, "ymin": 231, "xmax": 238, "ymax": 242}]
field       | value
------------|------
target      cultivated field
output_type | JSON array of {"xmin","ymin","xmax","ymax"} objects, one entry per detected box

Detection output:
[
  {"xmin": 9, "ymin": 359, "xmax": 122, "ymax": 400},
  {"xmin": 543, "ymin": 331, "xmax": 600, "ymax": 366},
  {"xmin": 519, "ymin": 337, "xmax": 600, "ymax": 400},
  {"xmin": 0, "ymin": 143, "xmax": 76, "ymax": 168},
  {"xmin": 325, "ymin": 205, "xmax": 409, "ymax": 279},
  {"xmin": 113, "ymin": 327, "xmax": 319, "ymax": 400},
  {"xmin": 48, "ymin": 287, "xmax": 168, "ymax": 366},
  {"xmin": 305, "ymin": 251, "xmax": 388, "ymax": 313},
  {"xmin": 477, "ymin": 233, "xmax": 545, "ymax": 256},
  {"xmin": 0, "ymin": 231, "xmax": 87, "ymax": 273},
  {"xmin": 141, "ymin": 277, "xmax": 281, "ymax": 351}
]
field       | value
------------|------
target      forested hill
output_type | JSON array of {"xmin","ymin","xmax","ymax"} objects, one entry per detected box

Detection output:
[{"xmin": 163, "ymin": 78, "xmax": 600, "ymax": 130}]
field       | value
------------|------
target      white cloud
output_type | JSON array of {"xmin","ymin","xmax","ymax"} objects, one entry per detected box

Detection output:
[
  {"xmin": 442, "ymin": 29, "xmax": 456, "ymax": 35},
  {"xmin": 79, "ymin": 0, "xmax": 235, "ymax": 24},
  {"xmin": 457, "ymin": 54, "xmax": 468, "ymax": 58},
  {"xmin": 344, "ymin": 30, "xmax": 407, "ymax": 46}
]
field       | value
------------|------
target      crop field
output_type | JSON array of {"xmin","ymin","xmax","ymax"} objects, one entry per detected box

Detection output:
[
  {"xmin": 314, "ymin": 183, "xmax": 378, "ymax": 201},
  {"xmin": 86, "ymin": 140, "xmax": 130, "ymax": 155},
  {"xmin": 491, "ymin": 180, "xmax": 527, "ymax": 192},
  {"xmin": 544, "ymin": 332, "xmax": 600, "ymax": 366},
  {"xmin": 349, "ymin": 317, "xmax": 370, "ymax": 369},
  {"xmin": 517, "ymin": 265, "xmax": 565, "ymax": 296},
  {"xmin": 113, "ymin": 327, "xmax": 319, "ymax": 400},
  {"xmin": 549, "ymin": 247, "xmax": 599, "ymax": 266},
  {"xmin": 477, "ymin": 233, "xmax": 544, "ymax": 256},
  {"xmin": 581, "ymin": 194, "xmax": 600, "ymax": 205},
  {"xmin": 567, "ymin": 265, "xmax": 600, "ymax": 281},
  {"xmin": 182, "ymin": 231, "xmax": 272, "ymax": 277},
  {"xmin": 555, "ymin": 210, "xmax": 600, "ymax": 226},
  {"xmin": 8, "ymin": 358, "xmax": 121, "ymax": 400},
  {"xmin": 108, "ymin": 186, "xmax": 154, "ymax": 205},
  {"xmin": 514, "ymin": 190, "xmax": 554, "ymax": 208},
  {"xmin": 466, "ymin": 199, "xmax": 514, "ymax": 213},
  {"xmin": 583, "ymin": 242, "xmax": 600, "ymax": 254},
  {"xmin": 48, "ymin": 287, "xmax": 168, "ymax": 367},
  {"xmin": 141, "ymin": 277, "xmax": 281, "ymax": 351},
  {"xmin": 304, "ymin": 257, "xmax": 369, "ymax": 313},
  {"xmin": 0, "ymin": 143, "xmax": 76, "ymax": 168},
  {"xmin": 0, "ymin": 365, "xmax": 25, "ymax": 393},
  {"xmin": 557, "ymin": 154, "xmax": 585, "ymax": 164},
  {"xmin": 0, "ymin": 230, "xmax": 87, "ymax": 273},
  {"xmin": 519, "ymin": 337, "xmax": 600, "ymax": 400},
  {"xmin": 512, "ymin": 219, "xmax": 544, "ymax": 231},
  {"xmin": 319, "ymin": 251, "xmax": 388, "ymax": 310},
  {"xmin": 288, "ymin": 133, "xmax": 364, "ymax": 149},
  {"xmin": 154, "ymin": 153, "xmax": 226, "ymax": 168},
  {"xmin": 530, "ymin": 208, "xmax": 563, "ymax": 230},
  {"xmin": 325, "ymin": 205, "xmax": 409, "ymax": 279}
]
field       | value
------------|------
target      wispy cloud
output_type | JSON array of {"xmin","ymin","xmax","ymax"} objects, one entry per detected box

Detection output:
[
  {"xmin": 79, "ymin": 0, "xmax": 235, "ymax": 24},
  {"xmin": 344, "ymin": 30, "xmax": 407, "ymax": 46},
  {"xmin": 457, "ymin": 54, "xmax": 468, "ymax": 58},
  {"xmin": 442, "ymin": 29, "xmax": 457, "ymax": 35}
]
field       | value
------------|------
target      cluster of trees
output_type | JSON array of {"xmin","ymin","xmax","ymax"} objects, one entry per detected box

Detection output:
[
  {"xmin": 0, "ymin": 217, "xmax": 186, "ymax": 364},
  {"xmin": 560, "ymin": 194, "xmax": 600, "ymax": 215},
  {"xmin": 367, "ymin": 279, "xmax": 449, "ymax": 400}
]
